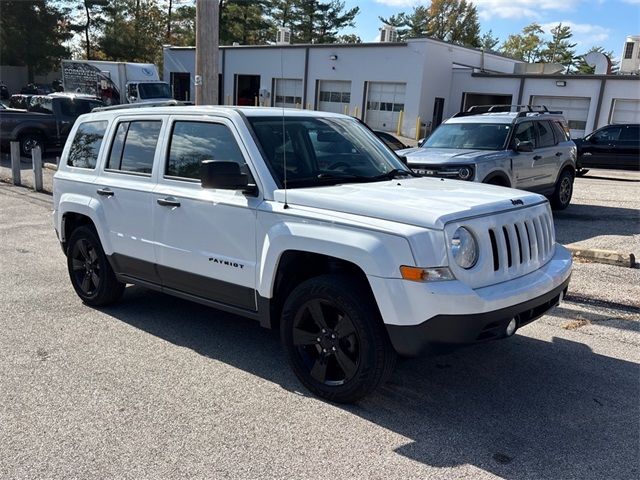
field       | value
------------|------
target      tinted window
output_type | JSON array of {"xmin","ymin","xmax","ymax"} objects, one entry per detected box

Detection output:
[
  {"xmin": 513, "ymin": 122, "xmax": 536, "ymax": 146},
  {"xmin": 28, "ymin": 97, "xmax": 53, "ymax": 114},
  {"xmin": 552, "ymin": 121, "xmax": 570, "ymax": 142},
  {"xmin": 59, "ymin": 99, "xmax": 103, "ymax": 117},
  {"xmin": 620, "ymin": 125, "xmax": 639, "ymax": 142},
  {"xmin": 536, "ymin": 121, "xmax": 556, "ymax": 147},
  {"xmin": 106, "ymin": 120, "xmax": 161, "ymax": 174},
  {"xmin": 166, "ymin": 122, "xmax": 245, "ymax": 179},
  {"xmin": 67, "ymin": 121, "xmax": 108, "ymax": 169},
  {"xmin": 592, "ymin": 126, "xmax": 622, "ymax": 143}
]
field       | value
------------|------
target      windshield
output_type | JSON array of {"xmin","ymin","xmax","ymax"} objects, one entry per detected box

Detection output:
[
  {"xmin": 248, "ymin": 116, "xmax": 411, "ymax": 188},
  {"xmin": 138, "ymin": 82, "xmax": 172, "ymax": 99},
  {"xmin": 424, "ymin": 122, "xmax": 511, "ymax": 150}
]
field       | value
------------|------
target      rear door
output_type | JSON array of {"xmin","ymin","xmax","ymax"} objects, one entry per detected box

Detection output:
[
  {"xmin": 617, "ymin": 124, "xmax": 640, "ymax": 169},
  {"xmin": 96, "ymin": 116, "xmax": 165, "ymax": 283},
  {"xmin": 152, "ymin": 115, "xmax": 259, "ymax": 311}
]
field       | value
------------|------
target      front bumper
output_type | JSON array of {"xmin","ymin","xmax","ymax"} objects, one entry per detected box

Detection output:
[
  {"xmin": 368, "ymin": 244, "xmax": 572, "ymax": 356},
  {"xmin": 386, "ymin": 277, "xmax": 569, "ymax": 356}
]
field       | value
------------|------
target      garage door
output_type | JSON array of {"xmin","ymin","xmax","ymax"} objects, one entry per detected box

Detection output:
[
  {"xmin": 531, "ymin": 95, "xmax": 590, "ymax": 138},
  {"xmin": 611, "ymin": 99, "xmax": 640, "ymax": 124},
  {"xmin": 317, "ymin": 80, "xmax": 351, "ymax": 114},
  {"xmin": 274, "ymin": 78, "xmax": 302, "ymax": 108},
  {"xmin": 365, "ymin": 82, "xmax": 406, "ymax": 132}
]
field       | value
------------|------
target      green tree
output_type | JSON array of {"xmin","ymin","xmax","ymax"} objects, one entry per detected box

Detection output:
[
  {"xmin": 336, "ymin": 33, "xmax": 361, "ymax": 44},
  {"xmin": 220, "ymin": 0, "xmax": 271, "ymax": 45},
  {"xmin": 539, "ymin": 23, "xmax": 577, "ymax": 68},
  {"xmin": 480, "ymin": 29, "xmax": 500, "ymax": 51},
  {"xmin": 170, "ymin": 4, "xmax": 196, "ymax": 46},
  {"xmin": 574, "ymin": 46, "xmax": 619, "ymax": 74},
  {"xmin": 501, "ymin": 23, "xmax": 544, "ymax": 62},
  {"xmin": 381, "ymin": 0, "xmax": 480, "ymax": 47},
  {"xmin": 0, "ymin": 0, "xmax": 72, "ymax": 81}
]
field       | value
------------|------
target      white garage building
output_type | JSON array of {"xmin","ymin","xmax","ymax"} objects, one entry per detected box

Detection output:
[{"xmin": 163, "ymin": 38, "xmax": 640, "ymax": 139}]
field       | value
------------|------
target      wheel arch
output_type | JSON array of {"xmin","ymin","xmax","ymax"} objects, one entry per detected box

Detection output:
[
  {"xmin": 58, "ymin": 195, "xmax": 111, "ymax": 255},
  {"xmin": 482, "ymin": 170, "xmax": 512, "ymax": 187}
]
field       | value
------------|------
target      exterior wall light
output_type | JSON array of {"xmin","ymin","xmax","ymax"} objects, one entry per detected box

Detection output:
[
  {"xmin": 556, "ymin": 81, "xmax": 567, "ymax": 87},
  {"xmin": 330, "ymin": 54, "xmax": 338, "ymax": 61}
]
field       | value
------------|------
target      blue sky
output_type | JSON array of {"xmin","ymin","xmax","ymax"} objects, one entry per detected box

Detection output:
[{"xmin": 340, "ymin": 0, "xmax": 640, "ymax": 60}]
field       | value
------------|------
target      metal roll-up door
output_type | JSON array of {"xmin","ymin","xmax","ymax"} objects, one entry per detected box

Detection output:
[
  {"xmin": 365, "ymin": 82, "xmax": 406, "ymax": 132},
  {"xmin": 531, "ymin": 95, "xmax": 590, "ymax": 138}
]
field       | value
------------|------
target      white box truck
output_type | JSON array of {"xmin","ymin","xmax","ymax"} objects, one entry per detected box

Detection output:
[{"xmin": 61, "ymin": 60, "xmax": 172, "ymax": 105}]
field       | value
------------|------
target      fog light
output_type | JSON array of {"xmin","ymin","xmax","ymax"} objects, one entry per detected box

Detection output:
[{"xmin": 506, "ymin": 318, "xmax": 517, "ymax": 336}]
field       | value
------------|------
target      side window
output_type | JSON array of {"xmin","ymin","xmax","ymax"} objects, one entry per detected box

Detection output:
[
  {"xmin": 106, "ymin": 120, "xmax": 162, "ymax": 174},
  {"xmin": 166, "ymin": 121, "xmax": 245, "ymax": 179},
  {"xmin": 592, "ymin": 126, "xmax": 622, "ymax": 143},
  {"xmin": 536, "ymin": 121, "xmax": 556, "ymax": 148},
  {"xmin": 512, "ymin": 122, "xmax": 536, "ymax": 147},
  {"xmin": 620, "ymin": 125, "xmax": 639, "ymax": 142},
  {"xmin": 67, "ymin": 121, "xmax": 108, "ymax": 169},
  {"xmin": 552, "ymin": 121, "xmax": 570, "ymax": 142}
]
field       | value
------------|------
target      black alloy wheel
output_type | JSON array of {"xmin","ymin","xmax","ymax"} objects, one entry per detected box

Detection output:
[
  {"xmin": 550, "ymin": 169, "xmax": 574, "ymax": 210},
  {"xmin": 66, "ymin": 226, "xmax": 125, "ymax": 306},
  {"xmin": 281, "ymin": 274, "xmax": 396, "ymax": 403},
  {"xmin": 19, "ymin": 134, "xmax": 43, "ymax": 157},
  {"xmin": 292, "ymin": 298, "xmax": 360, "ymax": 386}
]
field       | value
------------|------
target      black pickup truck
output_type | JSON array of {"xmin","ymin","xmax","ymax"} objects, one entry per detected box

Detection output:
[{"xmin": 0, "ymin": 93, "xmax": 103, "ymax": 156}]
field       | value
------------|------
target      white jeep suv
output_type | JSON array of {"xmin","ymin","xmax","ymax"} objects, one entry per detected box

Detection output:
[{"xmin": 53, "ymin": 106, "xmax": 572, "ymax": 403}]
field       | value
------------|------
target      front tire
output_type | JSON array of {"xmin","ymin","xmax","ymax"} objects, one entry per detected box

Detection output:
[
  {"xmin": 281, "ymin": 274, "xmax": 396, "ymax": 403},
  {"xmin": 66, "ymin": 226, "xmax": 125, "ymax": 306},
  {"xmin": 550, "ymin": 169, "xmax": 574, "ymax": 210}
]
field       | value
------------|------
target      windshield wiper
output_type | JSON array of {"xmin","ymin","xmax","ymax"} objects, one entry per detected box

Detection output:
[{"xmin": 316, "ymin": 172, "xmax": 368, "ymax": 180}]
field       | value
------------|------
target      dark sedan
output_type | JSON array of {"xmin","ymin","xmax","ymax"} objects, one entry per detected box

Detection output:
[{"xmin": 574, "ymin": 124, "xmax": 639, "ymax": 174}]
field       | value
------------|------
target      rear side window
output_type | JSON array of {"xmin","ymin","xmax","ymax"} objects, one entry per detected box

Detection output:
[
  {"xmin": 60, "ymin": 99, "xmax": 104, "ymax": 117},
  {"xmin": 67, "ymin": 121, "xmax": 108, "ymax": 169},
  {"xmin": 166, "ymin": 121, "xmax": 245, "ymax": 179},
  {"xmin": 620, "ymin": 125, "xmax": 639, "ymax": 142},
  {"xmin": 552, "ymin": 121, "xmax": 570, "ymax": 142},
  {"xmin": 106, "ymin": 120, "xmax": 162, "ymax": 174},
  {"xmin": 536, "ymin": 121, "xmax": 556, "ymax": 147}
]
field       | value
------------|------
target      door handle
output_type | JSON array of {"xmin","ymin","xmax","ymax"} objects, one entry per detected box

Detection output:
[
  {"xmin": 533, "ymin": 155, "xmax": 542, "ymax": 161},
  {"xmin": 96, "ymin": 187, "xmax": 114, "ymax": 197},
  {"xmin": 157, "ymin": 197, "xmax": 181, "ymax": 207},
  {"xmin": 555, "ymin": 152, "xmax": 563, "ymax": 157}
]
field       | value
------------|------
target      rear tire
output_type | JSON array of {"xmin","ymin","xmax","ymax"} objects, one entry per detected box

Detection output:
[
  {"xmin": 281, "ymin": 274, "xmax": 396, "ymax": 403},
  {"xmin": 66, "ymin": 226, "xmax": 125, "ymax": 306},
  {"xmin": 550, "ymin": 169, "xmax": 574, "ymax": 210}
]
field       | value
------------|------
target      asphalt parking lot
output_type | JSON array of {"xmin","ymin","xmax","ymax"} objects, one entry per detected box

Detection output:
[{"xmin": 0, "ymin": 170, "xmax": 638, "ymax": 479}]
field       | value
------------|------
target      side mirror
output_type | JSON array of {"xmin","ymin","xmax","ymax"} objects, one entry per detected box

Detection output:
[
  {"xmin": 417, "ymin": 137, "xmax": 426, "ymax": 147},
  {"xmin": 200, "ymin": 160, "xmax": 254, "ymax": 193},
  {"xmin": 515, "ymin": 140, "xmax": 534, "ymax": 152}
]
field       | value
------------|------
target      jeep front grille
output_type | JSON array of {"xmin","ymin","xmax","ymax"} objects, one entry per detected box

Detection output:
[
  {"xmin": 487, "ymin": 213, "xmax": 554, "ymax": 272},
  {"xmin": 444, "ymin": 202, "xmax": 556, "ymax": 289}
]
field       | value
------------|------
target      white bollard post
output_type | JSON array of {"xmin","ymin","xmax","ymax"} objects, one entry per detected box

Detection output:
[
  {"xmin": 32, "ymin": 145, "xmax": 43, "ymax": 192},
  {"xmin": 10, "ymin": 141, "xmax": 21, "ymax": 186}
]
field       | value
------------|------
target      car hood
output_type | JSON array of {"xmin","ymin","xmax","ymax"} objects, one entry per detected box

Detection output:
[
  {"xmin": 274, "ymin": 177, "xmax": 545, "ymax": 230},
  {"xmin": 396, "ymin": 147, "xmax": 491, "ymax": 165}
]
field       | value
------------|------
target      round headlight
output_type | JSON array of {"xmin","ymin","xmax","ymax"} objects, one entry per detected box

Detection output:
[
  {"xmin": 458, "ymin": 166, "xmax": 473, "ymax": 180},
  {"xmin": 451, "ymin": 227, "xmax": 478, "ymax": 269}
]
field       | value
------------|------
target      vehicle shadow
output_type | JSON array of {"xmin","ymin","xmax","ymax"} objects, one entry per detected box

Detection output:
[
  {"xmin": 554, "ymin": 203, "xmax": 639, "ymax": 245},
  {"xmin": 101, "ymin": 286, "xmax": 640, "ymax": 480}
]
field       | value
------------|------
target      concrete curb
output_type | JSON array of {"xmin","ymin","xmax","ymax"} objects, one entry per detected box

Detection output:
[
  {"xmin": 567, "ymin": 246, "xmax": 638, "ymax": 268},
  {"xmin": 43, "ymin": 163, "xmax": 58, "ymax": 171}
]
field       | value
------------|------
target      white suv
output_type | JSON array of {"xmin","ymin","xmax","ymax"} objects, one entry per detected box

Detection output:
[{"xmin": 53, "ymin": 106, "xmax": 572, "ymax": 403}]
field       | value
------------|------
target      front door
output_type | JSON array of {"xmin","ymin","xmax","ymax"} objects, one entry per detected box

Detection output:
[
  {"xmin": 153, "ymin": 116, "xmax": 259, "ymax": 311},
  {"xmin": 170, "ymin": 72, "xmax": 191, "ymax": 101},
  {"xmin": 511, "ymin": 121, "xmax": 538, "ymax": 189},
  {"xmin": 235, "ymin": 74, "xmax": 260, "ymax": 106}
]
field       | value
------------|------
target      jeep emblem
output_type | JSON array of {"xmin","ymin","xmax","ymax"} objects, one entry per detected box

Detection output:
[{"xmin": 511, "ymin": 199, "xmax": 524, "ymax": 206}]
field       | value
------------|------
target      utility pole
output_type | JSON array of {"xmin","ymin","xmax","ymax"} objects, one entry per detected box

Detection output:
[{"xmin": 195, "ymin": 0, "xmax": 219, "ymax": 105}]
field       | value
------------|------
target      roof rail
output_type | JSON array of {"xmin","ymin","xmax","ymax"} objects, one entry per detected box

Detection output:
[
  {"xmin": 453, "ymin": 104, "xmax": 563, "ymax": 118},
  {"xmin": 92, "ymin": 100, "xmax": 193, "ymax": 112}
]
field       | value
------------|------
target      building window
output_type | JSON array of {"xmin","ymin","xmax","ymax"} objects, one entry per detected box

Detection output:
[{"xmin": 624, "ymin": 42, "xmax": 634, "ymax": 59}]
